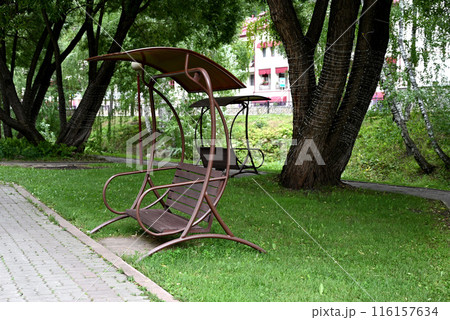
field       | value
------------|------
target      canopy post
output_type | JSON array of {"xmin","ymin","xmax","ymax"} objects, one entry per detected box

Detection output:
[{"xmin": 132, "ymin": 62, "xmax": 144, "ymax": 166}]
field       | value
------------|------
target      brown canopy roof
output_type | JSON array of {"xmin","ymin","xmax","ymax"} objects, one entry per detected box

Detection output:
[
  {"xmin": 190, "ymin": 95, "xmax": 270, "ymax": 108},
  {"xmin": 87, "ymin": 47, "xmax": 246, "ymax": 93}
]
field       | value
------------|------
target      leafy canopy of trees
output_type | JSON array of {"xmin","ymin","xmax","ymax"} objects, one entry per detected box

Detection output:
[
  {"xmin": 0, "ymin": 0, "xmax": 250, "ymax": 149},
  {"xmin": 381, "ymin": 0, "xmax": 449, "ymax": 171}
]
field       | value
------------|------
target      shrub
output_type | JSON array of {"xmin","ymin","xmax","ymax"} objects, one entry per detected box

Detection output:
[{"xmin": 0, "ymin": 138, "xmax": 76, "ymax": 160}]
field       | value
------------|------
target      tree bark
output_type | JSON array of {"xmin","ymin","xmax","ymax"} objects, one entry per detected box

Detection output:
[
  {"xmin": 0, "ymin": 47, "xmax": 45, "ymax": 144},
  {"xmin": 0, "ymin": 94, "xmax": 13, "ymax": 138},
  {"xmin": 0, "ymin": 37, "xmax": 15, "ymax": 138},
  {"xmin": 268, "ymin": 0, "xmax": 393, "ymax": 189},
  {"xmin": 381, "ymin": 66, "xmax": 434, "ymax": 173},
  {"xmin": 42, "ymin": 9, "xmax": 67, "ymax": 133}
]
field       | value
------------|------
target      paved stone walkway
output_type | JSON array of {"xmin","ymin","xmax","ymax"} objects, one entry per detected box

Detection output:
[
  {"xmin": 0, "ymin": 184, "xmax": 161, "ymax": 302},
  {"xmin": 344, "ymin": 180, "xmax": 450, "ymax": 209}
]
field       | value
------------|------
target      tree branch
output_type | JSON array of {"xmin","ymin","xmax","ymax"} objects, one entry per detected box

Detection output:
[
  {"xmin": 86, "ymin": 0, "xmax": 98, "ymax": 81},
  {"xmin": 267, "ymin": 0, "xmax": 306, "ymax": 54},
  {"xmin": 305, "ymin": 0, "xmax": 330, "ymax": 47},
  {"xmin": 27, "ymin": 19, "xmax": 65, "ymax": 122},
  {"xmin": 61, "ymin": 20, "xmax": 88, "ymax": 61},
  {"xmin": 42, "ymin": 8, "xmax": 67, "ymax": 131},
  {"xmin": 25, "ymin": 27, "xmax": 48, "ymax": 94},
  {"xmin": 10, "ymin": 31, "xmax": 18, "ymax": 79},
  {"xmin": 0, "ymin": 105, "xmax": 22, "ymax": 132},
  {"xmin": 0, "ymin": 50, "xmax": 25, "ymax": 123},
  {"xmin": 138, "ymin": 0, "xmax": 152, "ymax": 13},
  {"xmin": 93, "ymin": 0, "xmax": 108, "ymax": 14}
]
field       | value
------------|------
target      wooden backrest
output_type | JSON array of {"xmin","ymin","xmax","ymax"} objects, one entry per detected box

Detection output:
[
  {"xmin": 199, "ymin": 146, "xmax": 239, "ymax": 170},
  {"xmin": 165, "ymin": 163, "xmax": 224, "ymax": 217}
]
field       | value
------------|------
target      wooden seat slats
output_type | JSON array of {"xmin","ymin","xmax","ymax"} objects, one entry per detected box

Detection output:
[{"xmin": 125, "ymin": 209, "xmax": 208, "ymax": 233}]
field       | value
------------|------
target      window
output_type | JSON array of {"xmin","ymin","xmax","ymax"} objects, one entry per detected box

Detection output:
[
  {"xmin": 278, "ymin": 74, "xmax": 286, "ymax": 90},
  {"xmin": 260, "ymin": 74, "xmax": 271, "ymax": 90},
  {"xmin": 258, "ymin": 69, "xmax": 271, "ymax": 89},
  {"xmin": 249, "ymin": 73, "xmax": 255, "ymax": 86},
  {"xmin": 271, "ymin": 47, "xmax": 275, "ymax": 57},
  {"xmin": 275, "ymin": 67, "xmax": 288, "ymax": 89},
  {"xmin": 262, "ymin": 47, "xmax": 266, "ymax": 57}
]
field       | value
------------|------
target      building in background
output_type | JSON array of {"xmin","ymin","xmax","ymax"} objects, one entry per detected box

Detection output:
[
  {"xmin": 238, "ymin": 13, "xmax": 392, "ymax": 114},
  {"xmin": 238, "ymin": 14, "xmax": 292, "ymax": 114}
]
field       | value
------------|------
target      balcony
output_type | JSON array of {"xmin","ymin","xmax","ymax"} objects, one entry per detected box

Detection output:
[
  {"xmin": 259, "ymin": 83, "xmax": 271, "ymax": 90},
  {"xmin": 275, "ymin": 84, "xmax": 287, "ymax": 90}
]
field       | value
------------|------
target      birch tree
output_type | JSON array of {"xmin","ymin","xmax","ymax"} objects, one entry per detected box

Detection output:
[
  {"xmin": 396, "ymin": 0, "xmax": 450, "ymax": 168},
  {"xmin": 380, "ymin": 63, "xmax": 434, "ymax": 173}
]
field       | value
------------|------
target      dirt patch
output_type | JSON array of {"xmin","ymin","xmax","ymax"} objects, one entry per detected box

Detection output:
[{"xmin": 98, "ymin": 234, "xmax": 165, "ymax": 257}]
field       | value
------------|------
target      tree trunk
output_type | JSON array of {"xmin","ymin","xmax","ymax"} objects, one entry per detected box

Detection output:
[
  {"xmin": 42, "ymin": 9, "xmax": 67, "ymax": 133},
  {"xmin": 388, "ymin": 99, "xmax": 435, "ymax": 173},
  {"xmin": 398, "ymin": 0, "xmax": 450, "ymax": 168},
  {"xmin": 1, "ymin": 96, "xmax": 13, "ymax": 138},
  {"xmin": 57, "ymin": 0, "xmax": 144, "ymax": 150},
  {"xmin": 268, "ymin": 0, "xmax": 393, "ymax": 189},
  {"xmin": 107, "ymin": 88, "xmax": 113, "ymax": 142},
  {"xmin": 130, "ymin": 99, "xmax": 135, "ymax": 118},
  {"xmin": 0, "ymin": 37, "xmax": 14, "ymax": 139},
  {"xmin": 0, "ymin": 12, "xmax": 83, "ymax": 144},
  {"xmin": 142, "ymin": 96, "xmax": 152, "ymax": 134},
  {"xmin": 0, "ymin": 2, "xmax": 89, "ymax": 145},
  {"xmin": 381, "ymin": 67, "xmax": 434, "ymax": 173},
  {"xmin": 0, "ymin": 48, "xmax": 46, "ymax": 144}
]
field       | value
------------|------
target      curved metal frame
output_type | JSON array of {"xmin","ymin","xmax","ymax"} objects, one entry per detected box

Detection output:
[
  {"xmin": 89, "ymin": 49, "xmax": 265, "ymax": 257},
  {"xmin": 194, "ymin": 96, "xmax": 268, "ymax": 176},
  {"xmin": 229, "ymin": 100, "xmax": 263, "ymax": 175}
]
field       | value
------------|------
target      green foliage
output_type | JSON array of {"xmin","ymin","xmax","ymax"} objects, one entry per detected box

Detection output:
[
  {"xmin": 231, "ymin": 114, "xmax": 292, "ymax": 164},
  {"xmin": 343, "ymin": 110, "xmax": 450, "ymax": 190},
  {"xmin": 0, "ymin": 138, "xmax": 76, "ymax": 160},
  {"xmin": 0, "ymin": 0, "xmax": 251, "ymax": 147},
  {"xmin": 86, "ymin": 116, "xmax": 139, "ymax": 154},
  {"xmin": 36, "ymin": 100, "xmax": 61, "ymax": 142},
  {"xmin": 129, "ymin": 0, "xmax": 247, "ymax": 50},
  {"xmin": 388, "ymin": 0, "xmax": 449, "ymax": 86}
]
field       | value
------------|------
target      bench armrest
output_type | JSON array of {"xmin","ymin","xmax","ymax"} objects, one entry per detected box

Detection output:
[{"xmin": 103, "ymin": 166, "xmax": 177, "ymax": 214}]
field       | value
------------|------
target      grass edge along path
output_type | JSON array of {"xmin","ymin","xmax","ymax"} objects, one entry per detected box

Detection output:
[{"xmin": 0, "ymin": 164, "xmax": 448, "ymax": 302}]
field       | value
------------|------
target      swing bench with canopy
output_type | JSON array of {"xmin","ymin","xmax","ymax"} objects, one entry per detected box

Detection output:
[
  {"xmin": 87, "ymin": 47, "xmax": 265, "ymax": 258},
  {"xmin": 190, "ymin": 95, "xmax": 270, "ymax": 176}
]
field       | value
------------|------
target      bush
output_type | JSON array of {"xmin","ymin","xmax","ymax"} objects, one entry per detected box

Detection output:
[{"xmin": 0, "ymin": 138, "xmax": 76, "ymax": 160}]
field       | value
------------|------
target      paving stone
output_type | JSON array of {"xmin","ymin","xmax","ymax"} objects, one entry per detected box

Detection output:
[{"xmin": 0, "ymin": 184, "xmax": 152, "ymax": 302}]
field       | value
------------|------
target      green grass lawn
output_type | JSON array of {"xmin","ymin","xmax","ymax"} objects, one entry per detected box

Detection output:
[{"xmin": 0, "ymin": 164, "xmax": 448, "ymax": 301}]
